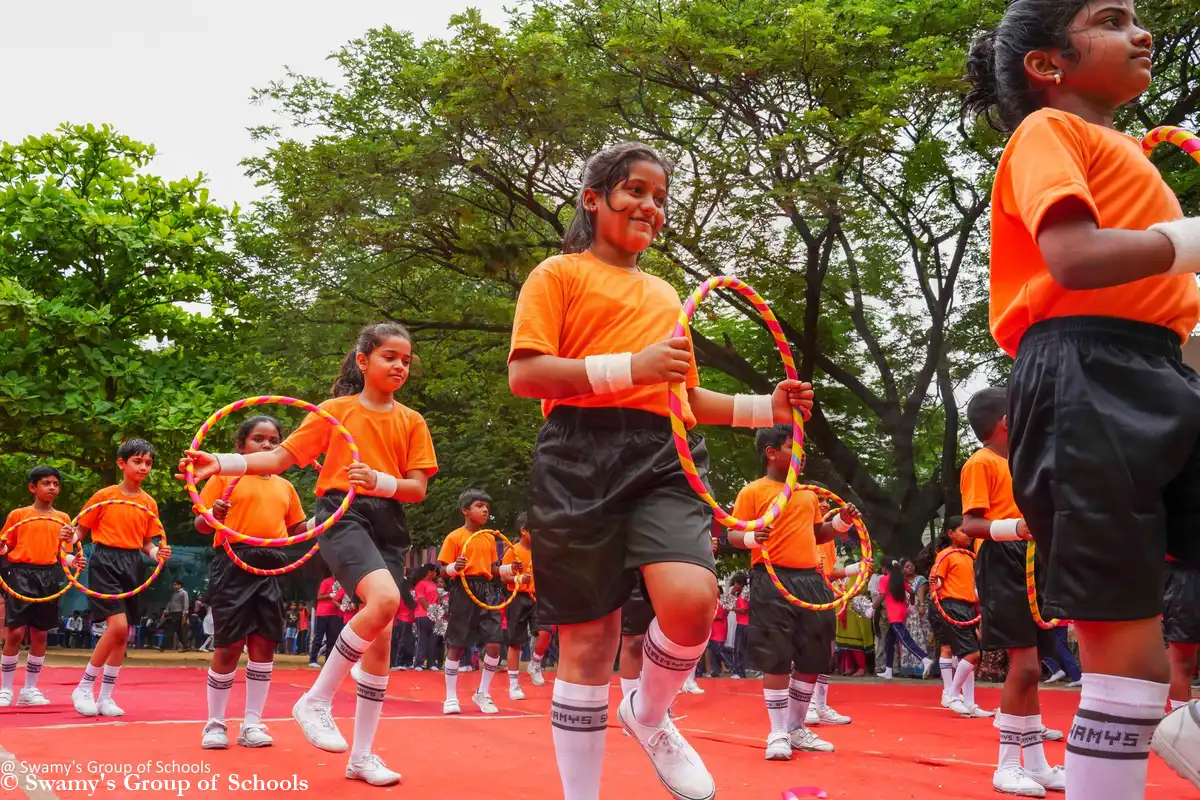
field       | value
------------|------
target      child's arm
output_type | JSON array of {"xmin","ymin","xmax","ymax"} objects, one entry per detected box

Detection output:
[
  {"xmin": 194, "ymin": 499, "xmax": 231, "ymax": 535},
  {"xmin": 346, "ymin": 465, "xmax": 429, "ymax": 503},
  {"xmin": 961, "ymin": 510, "xmax": 1031, "ymax": 542},
  {"xmin": 177, "ymin": 447, "xmax": 296, "ymax": 484},
  {"xmin": 815, "ymin": 504, "xmax": 860, "ymax": 544}
]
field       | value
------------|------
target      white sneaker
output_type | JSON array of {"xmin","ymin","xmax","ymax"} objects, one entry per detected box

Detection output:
[
  {"xmin": 473, "ymin": 692, "xmax": 498, "ymax": 714},
  {"xmin": 681, "ymin": 676, "xmax": 705, "ymax": 695},
  {"xmin": 765, "ymin": 732, "xmax": 792, "ymax": 761},
  {"xmin": 1151, "ymin": 700, "xmax": 1200, "ymax": 790},
  {"xmin": 529, "ymin": 662, "xmax": 545, "ymax": 687},
  {"xmin": 922, "ymin": 657, "xmax": 935, "ymax": 678},
  {"xmin": 618, "ymin": 691, "xmax": 716, "ymax": 800},
  {"xmin": 992, "ymin": 765, "xmax": 1047, "ymax": 797},
  {"xmin": 946, "ymin": 697, "xmax": 971, "ymax": 716},
  {"xmin": 0, "ymin": 688, "xmax": 13, "ymax": 707},
  {"xmin": 941, "ymin": 693, "xmax": 956, "ymax": 709},
  {"xmin": 291, "ymin": 692, "xmax": 348, "ymax": 752},
  {"xmin": 788, "ymin": 726, "xmax": 835, "ymax": 753},
  {"xmin": 1064, "ymin": 680, "xmax": 1082, "ymax": 689},
  {"xmin": 966, "ymin": 703, "xmax": 995, "ymax": 719},
  {"xmin": 72, "ymin": 688, "xmax": 98, "ymax": 717},
  {"xmin": 1026, "ymin": 765, "xmax": 1066, "ymax": 792},
  {"xmin": 509, "ymin": 684, "xmax": 526, "ymax": 701},
  {"xmin": 1044, "ymin": 670, "xmax": 1066, "ymax": 685},
  {"xmin": 201, "ymin": 720, "xmax": 229, "ymax": 750},
  {"xmin": 17, "ymin": 688, "xmax": 49, "ymax": 706},
  {"xmin": 98, "ymin": 699, "xmax": 124, "ymax": 717},
  {"xmin": 881, "ymin": 667, "xmax": 893, "ymax": 680},
  {"xmin": 1041, "ymin": 726, "xmax": 1064, "ymax": 742},
  {"xmin": 237, "ymin": 723, "xmax": 273, "ymax": 748},
  {"xmin": 806, "ymin": 705, "xmax": 852, "ymax": 726},
  {"xmin": 443, "ymin": 698, "xmax": 461, "ymax": 715},
  {"xmin": 345, "ymin": 753, "xmax": 402, "ymax": 787},
  {"xmin": 307, "ymin": 662, "xmax": 320, "ymax": 669}
]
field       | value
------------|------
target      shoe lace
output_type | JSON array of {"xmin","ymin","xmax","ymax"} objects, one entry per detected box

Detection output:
[
  {"xmin": 646, "ymin": 718, "xmax": 689, "ymax": 756},
  {"xmin": 311, "ymin": 702, "xmax": 337, "ymax": 731},
  {"xmin": 356, "ymin": 753, "xmax": 385, "ymax": 771}
]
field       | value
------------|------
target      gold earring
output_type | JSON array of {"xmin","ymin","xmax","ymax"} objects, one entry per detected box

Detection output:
[{"xmin": 1054, "ymin": 73, "xmax": 1062, "ymax": 85}]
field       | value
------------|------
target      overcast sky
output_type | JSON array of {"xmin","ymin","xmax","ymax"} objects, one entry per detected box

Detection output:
[{"xmin": 1, "ymin": 0, "xmax": 510, "ymax": 209}]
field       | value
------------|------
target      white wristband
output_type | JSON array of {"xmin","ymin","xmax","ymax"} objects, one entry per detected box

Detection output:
[
  {"xmin": 215, "ymin": 453, "xmax": 248, "ymax": 476},
  {"xmin": 499, "ymin": 564, "xmax": 515, "ymax": 578},
  {"xmin": 741, "ymin": 531, "xmax": 762, "ymax": 549},
  {"xmin": 832, "ymin": 515, "xmax": 852, "ymax": 533},
  {"xmin": 732, "ymin": 394, "xmax": 774, "ymax": 428},
  {"xmin": 306, "ymin": 517, "xmax": 316, "ymax": 532},
  {"xmin": 845, "ymin": 562, "xmax": 860, "ymax": 576},
  {"xmin": 147, "ymin": 545, "xmax": 160, "ymax": 561},
  {"xmin": 372, "ymin": 470, "xmax": 399, "ymax": 498},
  {"xmin": 584, "ymin": 353, "xmax": 634, "ymax": 395},
  {"xmin": 62, "ymin": 553, "xmax": 75, "ymax": 567},
  {"xmin": 989, "ymin": 519, "xmax": 1022, "ymax": 541},
  {"xmin": 445, "ymin": 562, "xmax": 459, "ymax": 577},
  {"xmin": 1151, "ymin": 217, "xmax": 1200, "ymax": 275}
]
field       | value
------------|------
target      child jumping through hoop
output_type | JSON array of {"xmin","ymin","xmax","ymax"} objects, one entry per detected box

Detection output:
[
  {"xmin": 509, "ymin": 141, "xmax": 812, "ymax": 800},
  {"xmin": 194, "ymin": 415, "xmax": 309, "ymax": 751},
  {"xmin": 181, "ymin": 322, "xmax": 436, "ymax": 787}
]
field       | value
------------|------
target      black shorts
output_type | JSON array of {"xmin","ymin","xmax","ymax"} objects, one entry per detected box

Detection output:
[
  {"xmin": 1009, "ymin": 317, "xmax": 1200, "ymax": 622},
  {"xmin": 505, "ymin": 592, "xmax": 539, "ymax": 645},
  {"xmin": 930, "ymin": 598, "xmax": 980, "ymax": 658},
  {"xmin": 87, "ymin": 543, "xmax": 145, "ymax": 622},
  {"xmin": 1164, "ymin": 560, "xmax": 1200, "ymax": 644},
  {"xmin": 3, "ymin": 564, "xmax": 63, "ymax": 630},
  {"xmin": 207, "ymin": 546, "xmax": 287, "ymax": 647},
  {"xmin": 746, "ymin": 564, "xmax": 834, "ymax": 675},
  {"xmin": 976, "ymin": 541, "xmax": 1055, "ymax": 652},
  {"xmin": 527, "ymin": 407, "xmax": 716, "ymax": 627},
  {"xmin": 315, "ymin": 493, "xmax": 410, "ymax": 599},
  {"xmin": 444, "ymin": 578, "xmax": 503, "ymax": 648},
  {"xmin": 621, "ymin": 586, "xmax": 656, "ymax": 638}
]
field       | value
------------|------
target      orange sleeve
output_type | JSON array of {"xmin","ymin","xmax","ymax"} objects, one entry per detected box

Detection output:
[
  {"xmin": 77, "ymin": 489, "xmax": 107, "ymax": 531},
  {"xmin": 1006, "ymin": 113, "xmax": 1100, "ymax": 238},
  {"xmin": 282, "ymin": 408, "xmax": 332, "ymax": 468},
  {"xmin": 731, "ymin": 483, "xmax": 762, "ymax": 522},
  {"xmin": 437, "ymin": 531, "xmax": 459, "ymax": 565},
  {"xmin": 2, "ymin": 509, "xmax": 18, "ymax": 546},
  {"xmin": 960, "ymin": 460, "xmax": 992, "ymax": 517},
  {"xmin": 933, "ymin": 552, "xmax": 951, "ymax": 585},
  {"xmin": 284, "ymin": 482, "xmax": 307, "ymax": 529},
  {"xmin": 403, "ymin": 414, "xmax": 439, "ymax": 475},
  {"xmin": 509, "ymin": 262, "xmax": 565, "ymax": 360}
]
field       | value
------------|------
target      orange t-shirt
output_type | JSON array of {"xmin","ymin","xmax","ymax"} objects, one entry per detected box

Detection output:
[
  {"xmin": 282, "ymin": 395, "xmax": 439, "ymax": 497},
  {"xmin": 199, "ymin": 475, "xmax": 307, "ymax": 546},
  {"xmin": 78, "ymin": 485, "xmax": 160, "ymax": 550},
  {"xmin": 989, "ymin": 108, "xmax": 1199, "ymax": 356},
  {"xmin": 508, "ymin": 251, "xmax": 701, "ymax": 426},
  {"xmin": 503, "ymin": 539, "xmax": 534, "ymax": 594},
  {"xmin": 438, "ymin": 526, "xmax": 498, "ymax": 578},
  {"xmin": 732, "ymin": 478, "xmax": 822, "ymax": 569},
  {"xmin": 959, "ymin": 447, "xmax": 1021, "ymax": 521},
  {"xmin": 2, "ymin": 506, "xmax": 71, "ymax": 565},
  {"xmin": 932, "ymin": 547, "xmax": 976, "ymax": 604},
  {"xmin": 818, "ymin": 540, "xmax": 837, "ymax": 578}
]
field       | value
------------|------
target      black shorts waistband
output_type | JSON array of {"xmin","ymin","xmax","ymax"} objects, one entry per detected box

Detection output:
[
  {"xmin": 547, "ymin": 405, "xmax": 673, "ymax": 432},
  {"xmin": 751, "ymin": 563, "xmax": 820, "ymax": 577},
  {"xmin": 320, "ymin": 490, "xmax": 406, "ymax": 512},
  {"xmin": 1019, "ymin": 316, "xmax": 1182, "ymax": 360},
  {"xmin": 5, "ymin": 562, "xmax": 59, "ymax": 572}
]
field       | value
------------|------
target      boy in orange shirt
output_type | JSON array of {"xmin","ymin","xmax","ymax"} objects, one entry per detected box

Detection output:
[
  {"xmin": 501, "ymin": 513, "xmax": 552, "ymax": 698},
  {"xmin": 930, "ymin": 518, "xmax": 984, "ymax": 715},
  {"xmin": 63, "ymin": 439, "xmax": 171, "ymax": 718},
  {"xmin": 0, "ymin": 466, "xmax": 71, "ymax": 707},
  {"xmin": 438, "ymin": 489, "xmax": 506, "ymax": 715}
]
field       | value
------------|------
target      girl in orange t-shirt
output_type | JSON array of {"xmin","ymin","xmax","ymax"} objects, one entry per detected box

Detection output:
[
  {"xmin": 508, "ymin": 141, "xmax": 814, "ymax": 800},
  {"xmin": 963, "ymin": 2, "xmax": 1200, "ymax": 795},
  {"xmin": 194, "ymin": 415, "xmax": 308, "ymax": 751},
  {"xmin": 181, "ymin": 323, "xmax": 437, "ymax": 788}
]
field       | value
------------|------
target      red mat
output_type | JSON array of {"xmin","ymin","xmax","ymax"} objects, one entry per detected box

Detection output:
[{"xmin": 0, "ymin": 667, "xmax": 1192, "ymax": 798}]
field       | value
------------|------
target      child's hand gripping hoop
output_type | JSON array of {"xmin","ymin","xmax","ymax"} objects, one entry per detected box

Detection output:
[
  {"xmin": 0, "ymin": 516, "xmax": 80, "ymax": 603},
  {"xmin": 669, "ymin": 276, "xmax": 804, "ymax": 532},
  {"xmin": 460, "ymin": 529, "xmax": 522, "ymax": 611},
  {"xmin": 1143, "ymin": 126, "xmax": 1200, "ymax": 165},
  {"xmin": 217, "ymin": 476, "xmax": 321, "ymax": 577},
  {"xmin": 186, "ymin": 396, "xmax": 358, "ymax": 548},
  {"xmin": 60, "ymin": 501, "xmax": 166, "ymax": 600},
  {"xmin": 931, "ymin": 547, "xmax": 980, "ymax": 627},
  {"xmin": 761, "ymin": 484, "xmax": 873, "ymax": 612},
  {"xmin": 1025, "ymin": 541, "xmax": 1062, "ymax": 630}
]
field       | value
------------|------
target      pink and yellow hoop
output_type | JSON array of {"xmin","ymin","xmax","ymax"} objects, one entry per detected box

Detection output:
[
  {"xmin": 930, "ymin": 547, "xmax": 980, "ymax": 628},
  {"xmin": 60, "ymin": 500, "xmax": 166, "ymax": 600},
  {"xmin": 459, "ymin": 529, "xmax": 522, "ymax": 611},
  {"xmin": 1142, "ymin": 126, "xmax": 1200, "ymax": 165},
  {"xmin": 0, "ymin": 515, "xmax": 78, "ymax": 603},
  {"xmin": 217, "ymin": 476, "xmax": 321, "ymax": 577}
]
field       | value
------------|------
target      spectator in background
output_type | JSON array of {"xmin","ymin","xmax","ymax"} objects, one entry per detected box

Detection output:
[
  {"xmin": 297, "ymin": 603, "xmax": 310, "ymax": 655},
  {"xmin": 391, "ymin": 577, "xmax": 417, "ymax": 670},
  {"xmin": 705, "ymin": 598, "xmax": 732, "ymax": 677},
  {"xmin": 157, "ymin": 580, "xmax": 189, "ymax": 652},
  {"xmin": 90, "ymin": 619, "xmax": 106, "ymax": 648},
  {"xmin": 730, "ymin": 573, "xmax": 749, "ymax": 678},
  {"xmin": 67, "ymin": 611, "xmax": 85, "ymax": 649},
  {"xmin": 283, "ymin": 603, "xmax": 299, "ymax": 655},
  {"xmin": 308, "ymin": 575, "xmax": 342, "ymax": 669},
  {"xmin": 411, "ymin": 564, "xmax": 439, "ymax": 671}
]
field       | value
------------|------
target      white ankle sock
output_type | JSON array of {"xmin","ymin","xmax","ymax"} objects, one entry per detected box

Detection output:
[
  {"xmin": 939, "ymin": 658, "xmax": 954, "ymax": 694},
  {"xmin": 1022, "ymin": 714, "xmax": 1050, "ymax": 773},
  {"xmin": 764, "ymin": 687, "xmax": 789, "ymax": 735},
  {"xmin": 98, "ymin": 665, "xmax": 120, "ymax": 703},
  {"xmin": 350, "ymin": 667, "xmax": 388, "ymax": 761},
  {"xmin": 23, "ymin": 655, "xmax": 44, "ymax": 691},
  {"xmin": 813, "ymin": 674, "xmax": 830, "ymax": 710},
  {"xmin": 996, "ymin": 712, "xmax": 1022, "ymax": 769},
  {"xmin": 478, "ymin": 654, "xmax": 500, "ymax": 696},
  {"xmin": 632, "ymin": 619, "xmax": 705, "ymax": 727},
  {"xmin": 78, "ymin": 663, "xmax": 100, "ymax": 693},
  {"xmin": 244, "ymin": 660, "xmax": 272, "ymax": 726},
  {"xmin": 1170, "ymin": 698, "xmax": 1188, "ymax": 711},
  {"xmin": 1065, "ymin": 673, "xmax": 1166, "ymax": 800},
  {"xmin": 0, "ymin": 655, "xmax": 16, "ymax": 692},
  {"xmin": 787, "ymin": 677, "xmax": 816, "ymax": 730},
  {"xmin": 444, "ymin": 659, "xmax": 460, "ymax": 701},
  {"xmin": 310, "ymin": 625, "xmax": 370, "ymax": 704},
  {"xmin": 531, "ymin": 653, "xmax": 544, "ymax": 667},
  {"xmin": 620, "ymin": 677, "xmax": 639, "ymax": 698},
  {"xmin": 206, "ymin": 668, "xmax": 236, "ymax": 722},
  {"xmin": 964, "ymin": 670, "xmax": 977, "ymax": 707},
  {"xmin": 552, "ymin": 680, "xmax": 608, "ymax": 800},
  {"xmin": 509, "ymin": 670, "xmax": 521, "ymax": 689},
  {"xmin": 950, "ymin": 659, "xmax": 974, "ymax": 700}
]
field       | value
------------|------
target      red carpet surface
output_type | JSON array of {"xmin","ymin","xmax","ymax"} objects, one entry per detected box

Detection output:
[{"xmin": 0, "ymin": 667, "xmax": 1193, "ymax": 798}]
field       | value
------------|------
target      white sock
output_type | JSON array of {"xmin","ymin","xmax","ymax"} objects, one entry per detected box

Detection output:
[
  {"xmin": 22, "ymin": 654, "xmax": 44, "ymax": 691},
  {"xmin": 509, "ymin": 670, "xmax": 521, "ymax": 690},
  {"xmin": 445, "ymin": 659, "xmax": 460, "ymax": 701},
  {"xmin": 98, "ymin": 665, "xmax": 120, "ymax": 703},
  {"xmin": 1022, "ymin": 714, "xmax": 1050, "ymax": 773},
  {"xmin": 531, "ymin": 652, "xmax": 544, "ymax": 667},
  {"xmin": 244, "ymin": 660, "xmax": 272, "ymax": 726},
  {"xmin": 764, "ymin": 687, "xmax": 790, "ymax": 735},
  {"xmin": 964, "ymin": 670, "xmax": 977, "ymax": 707},
  {"xmin": 309, "ymin": 625, "xmax": 370, "ymax": 704},
  {"xmin": 632, "ymin": 619, "xmax": 706, "ymax": 727},
  {"xmin": 1065, "ymin": 673, "xmax": 1166, "ymax": 800},
  {"xmin": 620, "ymin": 677, "xmax": 640, "ymax": 698},
  {"xmin": 206, "ymin": 668, "xmax": 236, "ymax": 723},
  {"xmin": 787, "ymin": 677, "xmax": 816, "ymax": 730},
  {"xmin": 551, "ymin": 680, "xmax": 608, "ymax": 800},
  {"xmin": 1170, "ymin": 699, "xmax": 1188, "ymax": 711},
  {"xmin": 478, "ymin": 654, "xmax": 500, "ymax": 696},
  {"xmin": 78, "ymin": 663, "xmax": 100, "ymax": 694},
  {"xmin": 813, "ymin": 674, "xmax": 830, "ymax": 710},
  {"xmin": 996, "ymin": 712, "xmax": 1022, "ymax": 769},
  {"xmin": 0, "ymin": 654, "xmax": 16, "ymax": 693},
  {"xmin": 950, "ymin": 659, "xmax": 974, "ymax": 700},
  {"xmin": 350, "ymin": 667, "xmax": 388, "ymax": 761},
  {"xmin": 883, "ymin": 666, "xmax": 893, "ymax": 679},
  {"xmin": 940, "ymin": 658, "xmax": 954, "ymax": 694}
]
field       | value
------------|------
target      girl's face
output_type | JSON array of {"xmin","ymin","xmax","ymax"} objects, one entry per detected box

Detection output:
[
  {"xmin": 584, "ymin": 159, "xmax": 668, "ymax": 256},
  {"xmin": 903, "ymin": 561, "xmax": 915, "ymax": 578},
  {"xmin": 356, "ymin": 335, "xmax": 413, "ymax": 394},
  {"xmin": 1048, "ymin": 0, "xmax": 1153, "ymax": 106},
  {"xmin": 239, "ymin": 422, "xmax": 282, "ymax": 455},
  {"xmin": 949, "ymin": 527, "xmax": 971, "ymax": 549}
]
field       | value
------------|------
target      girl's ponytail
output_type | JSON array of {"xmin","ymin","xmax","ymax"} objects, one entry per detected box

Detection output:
[
  {"xmin": 963, "ymin": 30, "xmax": 1005, "ymax": 131},
  {"xmin": 331, "ymin": 348, "xmax": 365, "ymax": 397}
]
